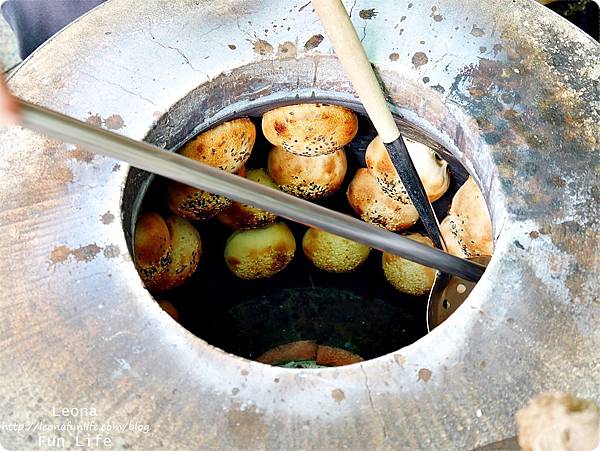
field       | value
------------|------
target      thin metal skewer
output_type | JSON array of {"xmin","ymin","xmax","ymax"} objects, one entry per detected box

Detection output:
[{"xmin": 18, "ymin": 99, "xmax": 485, "ymax": 282}]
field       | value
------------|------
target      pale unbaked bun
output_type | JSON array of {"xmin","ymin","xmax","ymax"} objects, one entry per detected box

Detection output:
[
  {"xmin": 302, "ymin": 228, "xmax": 370, "ymax": 273},
  {"xmin": 262, "ymin": 103, "xmax": 358, "ymax": 156},
  {"xmin": 517, "ymin": 392, "xmax": 600, "ymax": 451},
  {"xmin": 134, "ymin": 212, "xmax": 172, "ymax": 287},
  {"xmin": 148, "ymin": 216, "xmax": 202, "ymax": 291},
  {"xmin": 267, "ymin": 146, "xmax": 347, "ymax": 199},
  {"xmin": 179, "ymin": 118, "xmax": 255, "ymax": 173},
  {"xmin": 167, "ymin": 181, "xmax": 232, "ymax": 221},
  {"xmin": 224, "ymin": 222, "xmax": 296, "ymax": 280},
  {"xmin": 365, "ymin": 136, "xmax": 450, "ymax": 203},
  {"xmin": 440, "ymin": 176, "xmax": 493, "ymax": 258},
  {"xmin": 347, "ymin": 168, "xmax": 419, "ymax": 231},
  {"xmin": 217, "ymin": 168, "xmax": 278, "ymax": 229},
  {"xmin": 382, "ymin": 233, "xmax": 437, "ymax": 296}
]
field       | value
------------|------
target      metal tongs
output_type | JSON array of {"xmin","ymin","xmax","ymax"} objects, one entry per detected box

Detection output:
[{"xmin": 18, "ymin": 99, "xmax": 484, "ymax": 282}]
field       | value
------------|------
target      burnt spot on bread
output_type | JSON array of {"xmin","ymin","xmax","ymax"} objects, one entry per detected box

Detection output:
[
  {"xmin": 324, "ymin": 159, "xmax": 336, "ymax": 174},
  {"xmin": 227, "ymin": 257, "xmax": 240, "ymax": 269},
  {"xmin": 273, "ymin": 121, "xmax": 287, "ymax": 135}
]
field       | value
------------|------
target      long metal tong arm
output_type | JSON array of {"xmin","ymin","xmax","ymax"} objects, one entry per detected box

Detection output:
[
  {"xmin": 384, "ymin": 139, "xmax": 445, "ymax": 250},
  {"xmin": 18, "ymin": 99, "xmax": 484, "ymax": 281}
]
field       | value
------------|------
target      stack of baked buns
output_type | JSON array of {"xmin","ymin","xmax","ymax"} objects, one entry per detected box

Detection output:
[{"xmin": 133, "ymin": 103, "xmax": 494, "ymax": 321}]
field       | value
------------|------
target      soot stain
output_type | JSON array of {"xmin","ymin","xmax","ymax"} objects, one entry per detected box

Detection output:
[
  {"xmin": 304, "ymin": 34, "xmax": 324, "ymax": 51},
  {"xmin": 417, "ymin": 368, "xmax": 432, "ymax": 382},
  {"xmin": 412, "ymin": 52, "xmax": 429, "ymax": 68},
  {"xmin": 70, "ymin": 147, "xmax": 95, "ymax": 163},
  {"xmin": 49, "ymin": 243, "xmax": 104, "ymax": 266},
  {"xmin": 103, "ymin": 244, "xmax": 120, "ymax": 259},
  {"xmin": 105, "ymin": 114, "xmax": 125, "ymax": 130},
  {"xmin": 49, "ymin": 245, "xmax": 71, "ymax": 265},
  {"xmin": 101, "ymin": 211, "xmax": 115, "ymax": 225},
  {"xmin": 359, "ymin": 9, "xmax": 377, "ymax": 20},
  {"xmin": 278, "ymin": 41, "xmax": 297, "ymax": 57},
  {"xmin": 252, "ymin": 39, "xmax": 274, "ymax": 55},
  {"xmin": 331, "ymin": 389, "xmax": 345, "ymax": 403},
  {"xmin": 73, "ymin": 244, "xmax": 102, "ymax": 262},
  {"xmin": 471, "ymin": 25, "xmax": 485, "ymax": 37}
]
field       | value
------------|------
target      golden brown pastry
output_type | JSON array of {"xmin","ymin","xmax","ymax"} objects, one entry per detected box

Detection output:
[
  {"xmin": 224, "ymin": 222, "xmax": 296, "ymax": 280},
  {"xmin": 216, "ymin": 168, "xmax": 278, "ymax": 229},
  {"xmin": 382, "ymin": 233, "xmax": 437, "ymax": 296},
  {"xmin": 167, "ymin": 181, "xmax": 232, "ymax": 221},
  {"xmin": 134, "ymin": 212, "xmax": 172, "ymax": 287},
  {"xmin": 302, "ymin": 228, "xmax": 370, "ymax": 273},
  {"xmin": 148, "ymin": 216, "xmax": 202, "ymax": 291},
  {"xmin": 440, "ymin": 176, "xmax": 493, "ymax": 258},
  {"xmin": 168, "ymin": 118, "xmax": 255, "ymax": 220},
  {"xmin": 179, "ymin": 118, "xmax": 255, "ymax": 173},
  {"xmin": 365, "ymin": 136, "xmax": 450, "ymax": 203},
  {"xmin": 267, "ymin": 146, "xmax": 347, "ymax": 199},
  {"xmin": 262, "ymin": 103, "xmax": 358, "ymax": 156},
  {"xmin": 347, "ymin": 168, "xmax": 419, "ymax": 231}
]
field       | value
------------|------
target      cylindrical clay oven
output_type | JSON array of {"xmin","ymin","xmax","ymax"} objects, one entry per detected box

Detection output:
[{"xmin": 0, "ymin": 1, "xmax": 598, "ymax": 449}]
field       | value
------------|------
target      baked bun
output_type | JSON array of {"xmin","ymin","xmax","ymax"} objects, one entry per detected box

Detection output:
[
  {"xmin": 382, "ymin": 233, "xmax": 436, "ymax": 296},
  {"xmin": 224, "ymin": 222, "xmax": 296, "ymax": 280},
  {"xmin": 217, "ymin": 168, "xmax": 278, "ymax": 229},
  {"xmin": 440, "ymin": 176, "xmax": 493, "ymax": 258},
  {"xmin": 365, "ymin": 136, "xmax": 450, "ymax": 203},
  {"xmin": 179, "ymin": 118, "xmax": 255, "ymax": 173},
  {"xmin": 262, "ymin": 103, "xmax": 358, "ymax": 156},
  {"xmin": 347, "ymin": 168, "xmax": 419, "ymax": 231},
  {"xmin": 267, "ymin": 146, "xmax": 347, "ymax": 199},
  {"xmin": 302, "ymin": 228, "xmax": 370, "ymax": 273},
  {"xmin": 134, "ymin": 212, "xmax": 172, "ymax": 287},
  {"xmin": 148, "ymin": 216, "xmax": 202, "ymax": 291},
  {"xmin": 167, "ymin": 181, "xmax": 232, "ymax": 220}
]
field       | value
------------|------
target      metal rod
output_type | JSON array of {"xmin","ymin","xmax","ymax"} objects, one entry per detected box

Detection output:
[
  {"xmin": 384, "ymin": 140, "xmax": 445, "ymax": 250},
  {"xmin": 18, "ymin": 99, "xmax": 485, "ymax": 282}
]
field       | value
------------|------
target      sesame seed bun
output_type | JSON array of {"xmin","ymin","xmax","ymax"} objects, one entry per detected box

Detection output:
[
  {"xmin": 262, "ymin": 103, "xmax": 358, "ymax": 156},
  {"xmin": 147, "ymin": 216, "xmax": 202, "ymax": 291},
  {"xmin": 134, "ymin": 212, "xmax": 172, "ymax": 287},
  {"xmin": 302, "ymin": 228, "xmax": 370, "ymax": 273},
  {"xmin": 382, "ymin": 233, "xmax": 437, "ymax": 296},
  {"xmin": 365, "ymin": 136, "xmax": 450, "ymax": 203},
  {"xmin": 224, "ymin": 222, "xmax": 296, "ymax": 280},
  {"xmin": 347, "ymin": 168, "xmax": 419, "ymax": 231},
  {"xmin": 267, "ymin": 146, "xmax": 347, "ymax": 199},
  {"xmin": 167, "ymin": 181, "xmax": 232, "ymax": 220},
  {"xmin": 440, "ymin": 177, "xmax": 493, "ymax": 258},
  {"xmin": 216, "ymin": 168, "xmax": 278, "ymax": 229},
  {"xmin": 179, "ymin": 118, "xmax": 256, "ymax": 173}
]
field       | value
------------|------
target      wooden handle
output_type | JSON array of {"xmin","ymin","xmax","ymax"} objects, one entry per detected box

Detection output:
[{"xmin": 311, "ymin": 0, "xmax": 400, "ymax": 143}]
